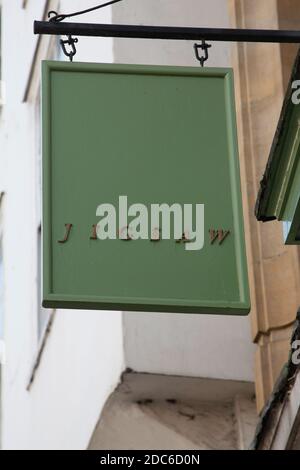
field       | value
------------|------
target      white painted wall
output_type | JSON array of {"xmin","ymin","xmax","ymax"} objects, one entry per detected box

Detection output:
[
  {"xmin": 113, "ymin": 0, "xmax": 256, "ymax": 382},
  {"xmin": 0, "ymin": 0, "xmax": 124, "ymax": 450}
]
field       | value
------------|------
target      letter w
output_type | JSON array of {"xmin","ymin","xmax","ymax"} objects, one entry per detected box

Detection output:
[{"xmin": 209, "ymin": 229, "xmax": 230, "ymax": 245}]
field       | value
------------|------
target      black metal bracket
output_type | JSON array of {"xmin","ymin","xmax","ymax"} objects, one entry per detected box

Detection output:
[
  {"xmin": 60, "ymin": 35, "xmax": 78, "ymax": 62},
  {"xmin": 34, "ymin": 21, "xmax": 300, "ymax": 44},
  {"xmin": 48, "ymin": 12, "xmax": 79, "ymax": 61},
  {"xmin": 34, "ymin": 11, "xmax": 300, "ymax": 64},
  {"xmin": 194, "ymin": 40, "xmax": 211, "ymax": 67}
]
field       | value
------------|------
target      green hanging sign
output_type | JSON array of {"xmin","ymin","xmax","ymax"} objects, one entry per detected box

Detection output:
[
  {"xmin": 42, "ymin": 60, "xmax": 250, "ymax": 315},
  {"xmin": 255, "ymin": 50, "xmax": 300, "ymax": 246}
]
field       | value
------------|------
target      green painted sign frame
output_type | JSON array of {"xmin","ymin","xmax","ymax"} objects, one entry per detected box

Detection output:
[
  {"xmin": 42, "ymin": 60, "xmax": 250, "ymax": 315},
  {"xmin": 255, "ymin": 50, "xmax": 300, "ymax": 245}
]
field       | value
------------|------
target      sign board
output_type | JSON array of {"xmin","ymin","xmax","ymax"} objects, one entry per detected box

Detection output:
[
  {"xmin": 256, "ymin": 50, "xmax": 300, "ymax": 245},
  {"xmin": 42, "ymin": 61, "xmax": 250, "ymax": 315}
]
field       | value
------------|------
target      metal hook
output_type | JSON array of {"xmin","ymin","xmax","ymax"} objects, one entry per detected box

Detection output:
[
  {"xmin": 60, "ymin": 35, "xmax": 78, "ymax": 62},
  {"xmin": 194, "ymin": 40, "xmax": 211, "ymax": 67},
  {"xmin": 48, "ymin": 11, "xmax": 66, "ymax": 23}
]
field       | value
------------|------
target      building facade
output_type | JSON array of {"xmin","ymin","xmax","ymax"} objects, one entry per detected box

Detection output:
[{"xmin": 0, "ymin": 0, "xmax": 299, "ymax": 450}]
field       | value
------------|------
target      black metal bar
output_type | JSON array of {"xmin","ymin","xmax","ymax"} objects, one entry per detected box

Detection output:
[{"xmin": 34, "ymin": 21, "xmax": 300, "ymax": 43}]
